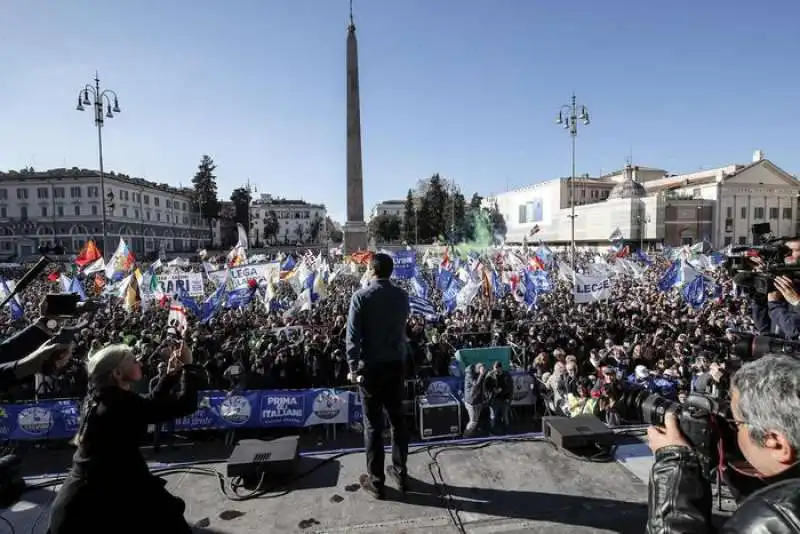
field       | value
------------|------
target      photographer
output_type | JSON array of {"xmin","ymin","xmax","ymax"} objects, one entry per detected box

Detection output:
[
  {"xmin": 48, "ymin": 341, "xmax": 203, "ymax": 534},
  {"xmin": 646, "ymin": 354, "xmax": 800, "ymax": 533},
  {"xmin": 749, "ymin": 240, "xmax": 800, "ymax": 339}
]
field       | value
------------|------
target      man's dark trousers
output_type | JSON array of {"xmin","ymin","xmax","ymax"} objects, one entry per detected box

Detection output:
[{"xmin": 359, "ymin": 361, "xmax": 409, "ymax": 487}]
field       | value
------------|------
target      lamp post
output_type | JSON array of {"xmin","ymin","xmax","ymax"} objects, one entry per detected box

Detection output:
[
  {"xmin": 76, "ymin": 73, "xmax": 121, "ymax": 258},
  {"xmin": 555, "ymin": 94, "xmax": 590, "ymax": 270},
  {"xmin": 636, "ymin": 214, "xmax": 651, "ymax": 251}
]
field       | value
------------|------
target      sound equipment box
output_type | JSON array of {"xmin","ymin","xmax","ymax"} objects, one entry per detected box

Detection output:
[
  {"xmin": 417, "ymin": 394, "xmax": 461, "ymax": 440},
  {"xmin": 226, "ymin": 435, "xmax": 300, "ymax": 481},
  {"xmin": 543, "ymin": 415, "xmax": 614, "ymax": 451}
]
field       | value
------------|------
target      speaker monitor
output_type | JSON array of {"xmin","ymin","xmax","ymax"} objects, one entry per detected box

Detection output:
[
  {"xmin": 543, "ymin": 415, "xmax": 614, "ymax": 451},
  {"xmin": 226, "ymin": 435, "xmax": 300, "ymax": 481}
]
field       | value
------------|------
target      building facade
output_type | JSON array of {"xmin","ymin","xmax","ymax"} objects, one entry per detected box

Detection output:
[
  {"xmin": 0, "ymin": 167, "xmax": 212, "ymax": 259},
  {"xmin": 247, "ymin": 194, "xmax": 327, "ymax": 247},
  {"xmin": 368, "ymin": 200, "xmax": 405, "ymax": 221},
  {"xmin": 487, "ymin": 152, "xmax": 799, "ymax": 249}
]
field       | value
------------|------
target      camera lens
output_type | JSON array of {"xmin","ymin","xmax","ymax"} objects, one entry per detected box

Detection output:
[{"xmin": 616, "ymin": 387, "xmax": 679, "ymax": 426}]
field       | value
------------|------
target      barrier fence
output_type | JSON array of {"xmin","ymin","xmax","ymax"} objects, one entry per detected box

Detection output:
[{"xmin": 0, "ymin": 372, "xmax": 536, "ymax": 441}]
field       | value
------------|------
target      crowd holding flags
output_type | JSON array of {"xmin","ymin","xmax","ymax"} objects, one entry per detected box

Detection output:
[{"xmin": 0, "ymin": 223, "xmax": 732, "ymax": 334}]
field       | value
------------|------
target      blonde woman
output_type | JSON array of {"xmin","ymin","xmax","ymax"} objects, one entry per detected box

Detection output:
[{"xmin": 48, "ymin": 342, "xmax": 201, "ymax": 534}]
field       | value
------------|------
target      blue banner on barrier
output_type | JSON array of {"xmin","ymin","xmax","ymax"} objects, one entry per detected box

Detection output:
[{"xmin": 0, "ymin": 372, "xmax": 533, "ymax": 440}]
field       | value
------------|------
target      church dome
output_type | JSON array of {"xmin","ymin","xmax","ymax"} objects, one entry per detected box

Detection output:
[{"xmin": 608, "ymin": 179, "xmax": 647, "ymax": 200}]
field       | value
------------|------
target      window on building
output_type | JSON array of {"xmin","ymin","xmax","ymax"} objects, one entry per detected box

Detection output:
[
  {"xmin": 182, "ymin": 202, "xmax": 187, "ymax": 211},
  {"xmin": 88, "ymin": 186, "xmax": 98, "ymax": 198},
  {"xmin": 166, "ymin": 200, "xmax": 171, "ymax": 209},
  {"xmin": 156, "ymin": 213, "xmax": 161, "ymax": 222},
  {"xmin": 54, "ymin": 187, "xmax": 65, "ymax": 198},
  {"xmin": 17, "ymin": 189, "xmax": 28, "ymax": 200},
  {"xmin": 144, "ymin": 195, "xmax": 150, "ymax": 205},
  {"xmin": 134, "ymin": 209, "xmax": 139, "ymax": 219},
  {"xmin": 693, "ymin": 188, "xmax": 701, "ymax": 199},
  {"xmin": 0, "ymin": 189, "xmax": 6, "ymax": 201},
  {"xmin": 0, "ymin": 207, "xmax": 5, "ymax": 218},
  {"xmin": 740, "ymin": 206, "xmax": 747, "ymax": 219},
  {"xmin": 74, "ymin": 206, "xmax": 80, "ymax": 216},
  {"xmin": 726, "ymin": 207, "xmax": 733, "ymax": 218},
  {"xmin": 70, "ymin": 186, "xmax": 81, "ymax": 198},
  {"xmin": 122, "ymin": 207, "xmax": 128, "ymax": 217},
  {"xmin": 57, "ymin": 205, "xmax": 64, "ymax": 217},
  {"xmin": 769, "ymin": 207, "xmax": 779, "ymax": 219},
  {"xmin": 41, "ymin": 206, "xmax": 47, "ymax": 217},
  {"xmin": 20, "ymin": 206, "xmax": 27, "ymax": 218},
  {"xmin": 783, "ymin": 207, "xmax": 793, "ymax": 220},
  {"xmin": 738, "ymin": 236, "xmax": 747, "ymax": 245},
  {"xmin": 724, "ymin": 236, "xmax": 733, "ymax": 246},
  {"xmin": 37, "ymin": 187, "xmax": 48, "ymax": 199},
  {"xmin": 146, "ymin": 212, "xmax": 151, "ymax": 221},
  {"xmin": 754, "ymin": 207, "xmax": 765, "ymax": 219},
  {"xmin": 154, "ymin": 197, "xmax": 160, "ymax": 207},
  {"xmin": 91, "ymin": 205, "xmax": 98, "ymax": 216},
  {"xmin": 518, "ymin": 205, "xmax": 527, "ymax": 224}
]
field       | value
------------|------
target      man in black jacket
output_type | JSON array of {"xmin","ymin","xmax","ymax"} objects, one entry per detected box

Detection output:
[
  {"xmin": 646, "ymin": 354, "xmax": 800, "ymax": 533},
  {"xmin": 346, "ymin": 253, "xmax": 410, "ymax": 499}
]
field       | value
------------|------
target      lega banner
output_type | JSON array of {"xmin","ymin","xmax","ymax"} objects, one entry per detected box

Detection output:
[{"xmin": 208, "ymin": 263, "xmax": 280, "ymax": 288}]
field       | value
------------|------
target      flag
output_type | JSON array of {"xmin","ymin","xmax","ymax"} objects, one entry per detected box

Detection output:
[
  {"xmin": 75, "ymin": 240, "xmax": 102, "ymax": 267},
  {"xmin": 105, "ymin": 238, "xmax": 135, "ymax": 280},
  {"xmin": 529, "ymin": 224, "xmax": 541, "ymax": 236},
  {"xmin": 409, "ymin": 295, "xmax": 437, "ymax": 321},
  {"xmin": 682, "ymin": 275, "xmax": 707, "ymax": 309},
  {"xmin": 658, "ymin": 260, "xmax": 681, "ymax": 292},
  {"xmin": 0, "ymin": 277, "xmax": 24, "ymax": 321}
]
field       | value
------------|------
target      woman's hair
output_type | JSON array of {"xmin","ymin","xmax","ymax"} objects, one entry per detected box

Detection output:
[{"xmin": 72, "ymin": 344, "xmax": 133, "ymax": 447}]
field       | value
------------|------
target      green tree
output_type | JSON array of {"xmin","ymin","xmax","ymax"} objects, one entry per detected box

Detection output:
[
  {"xmin": 262, "ymin": 210, "xmax": 280, "ymax": 244},
  {"xmin": 230, "ymin": 187, "xmax": 252, "ymax": 229},
  {"xmin": 309, "ymin": 214, "xmax": 324, "ymax": 243},
  {"xmin": 445, "ymin": 188, "xmax": 467, "ymax": 242},
  {"xmin": 191, "ymin": 155, "xmax": 222, "ymax": 238},
  {"xmin": 418, "ymin": 173, "xmax": 448, "ymax": 242},
  {"xmin": 402, "ymin": 189, "xmax": 417, "ymax": 243},
  {"xmin": 368, "ymin": 214, "xmax": 402, "ymax": 243},
  {"xmin": 326, "ymin": 217, "xmax": 343, "ymax": 244},
  {"xmin": 486, "ymin": 201, "xmax": 507, "ymax": 244},
  {"xmin": 469, "ymin": 193, "xmax": 483, "ymax": 210}
]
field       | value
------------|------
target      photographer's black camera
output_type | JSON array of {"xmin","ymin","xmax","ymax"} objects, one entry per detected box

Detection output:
[
  {"xmin": 726, "ymin": 239, "xmax": 800, "ymax": 295},
  {"xmin": 616, "ymin": 387, "xmax": 730, "ymax": 474}
]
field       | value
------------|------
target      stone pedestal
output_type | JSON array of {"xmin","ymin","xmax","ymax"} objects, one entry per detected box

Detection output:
[{"xmin": 343, "ymin": 221, "xmax": 368, "ymax": 255}]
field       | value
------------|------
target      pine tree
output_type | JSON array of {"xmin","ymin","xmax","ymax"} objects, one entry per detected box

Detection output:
[{"xmin": 192, "ymin": 155, "xmax": 222, "ymax": 240}]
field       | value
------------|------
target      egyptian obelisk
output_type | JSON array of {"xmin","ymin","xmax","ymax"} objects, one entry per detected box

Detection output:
[{"xmin": 343, "ymin": 0, "xmax": 368, "ymax": 254}]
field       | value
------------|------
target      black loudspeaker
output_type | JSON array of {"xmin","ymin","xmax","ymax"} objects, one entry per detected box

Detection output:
[
  {"xmin": 226, "ymin": 435, "xmax": 300, "ymax": 481},
  {"xmin": 543, "ymin": 415, "xmax": 614, "ymax": 451}
]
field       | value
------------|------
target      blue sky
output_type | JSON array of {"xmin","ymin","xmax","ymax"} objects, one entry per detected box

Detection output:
[{"xmin": 2, "ymin": 1, "xmax": 799, "ymax": 223}]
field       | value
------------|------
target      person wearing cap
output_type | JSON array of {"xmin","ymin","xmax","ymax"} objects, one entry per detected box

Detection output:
[{"xmin": 48, "ymin": 342, "xmax": 202, "ymax": 534}]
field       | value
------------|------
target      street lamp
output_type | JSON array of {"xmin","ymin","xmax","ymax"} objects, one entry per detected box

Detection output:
[
  {"xmin": 636, "ymin": 214, "xmax": 651, "ymax": 251},
  {"xmin": 76, "ymin": 73, "xmax": 121, "ymax": 258},
  {"xmin": 555, "ymin": 94, "xmax": 590, "ymax": 270}
]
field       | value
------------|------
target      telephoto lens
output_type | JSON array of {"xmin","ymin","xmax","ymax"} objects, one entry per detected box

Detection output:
[{"xmin": 615, "ymin": 387, "xmax": 680, "ymax": 427}]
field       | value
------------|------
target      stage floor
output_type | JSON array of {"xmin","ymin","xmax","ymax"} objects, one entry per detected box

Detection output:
[{"xmin": 3, "ymin": 437, "xmax": 657, "ymax": 534}]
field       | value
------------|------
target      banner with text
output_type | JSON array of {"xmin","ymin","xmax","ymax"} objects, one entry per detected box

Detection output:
[
  {"xmin": 156, "ymin": 272, "xmax": 205, "ymax": 297},
  {"xmin": 0, "ymin": 374, "xmax": 534, "ymax": 440},
  {"xmin": 208, "ymin": 263, "xmax": 280, "ymax": 288},
  {"xmin": 390, "ymin": 250, "xmax": 417, "ymax": 280},
  {"xmin": 572, "ymin": 273, "xmax": 613, "ymax": 304}
]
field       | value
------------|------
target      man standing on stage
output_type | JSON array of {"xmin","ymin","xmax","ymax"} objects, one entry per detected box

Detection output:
[{"xmin": 347, "ymin": 253, "xmax": 410, "ymax": 499}]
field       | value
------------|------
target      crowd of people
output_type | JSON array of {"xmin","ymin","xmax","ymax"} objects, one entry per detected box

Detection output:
[{"xmin": 0, "ymin": 244, "xmax": 781, "ymax": 439}]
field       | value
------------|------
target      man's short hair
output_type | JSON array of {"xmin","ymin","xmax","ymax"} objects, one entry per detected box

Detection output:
[
  {"xmin": 732, "ymin": 354, "xmax": 800, "ymax": 450},
  {"xmin": 371, "ymin": 253, "xmax": 394, "ymax": 279}
]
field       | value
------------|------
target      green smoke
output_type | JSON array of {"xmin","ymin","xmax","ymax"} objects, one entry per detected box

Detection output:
[{"xmin": 454, "ymin": 211, "xmax": 496, "ymax": 255}]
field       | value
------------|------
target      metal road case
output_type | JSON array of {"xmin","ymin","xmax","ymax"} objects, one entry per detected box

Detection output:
[{"xmin": 417, "ymin": 394, "xmax": 461, "ymax": 440}]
